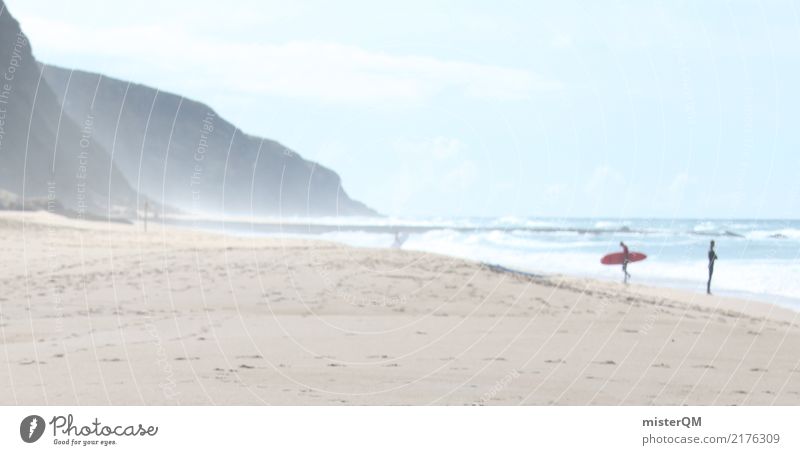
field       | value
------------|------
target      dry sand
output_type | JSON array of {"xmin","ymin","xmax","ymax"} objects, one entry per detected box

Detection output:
[{"xmin": 1, "ymin": 211, "xmax": 798, "ymax": 405}]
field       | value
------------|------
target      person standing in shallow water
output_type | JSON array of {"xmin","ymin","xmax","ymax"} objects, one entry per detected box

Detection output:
[
  {"xmin": 620, "ymin": 241, "xmax": 631, "ymax": 284},
  {"xmin": 707, "ymin": 240, "xmax": 718, "ymax": 295}
]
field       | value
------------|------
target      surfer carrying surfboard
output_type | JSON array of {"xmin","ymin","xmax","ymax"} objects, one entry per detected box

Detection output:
[
  {"xmin": 601, "ymin": 247, "xmax": 646, "ymax": 280},
  {"xmin": 707, "ymin": 240, "xmax": 718, "ymax": 294},
  {"xmin": 620, "ymin": 241, "xmax": 631, "ymax": 284}
]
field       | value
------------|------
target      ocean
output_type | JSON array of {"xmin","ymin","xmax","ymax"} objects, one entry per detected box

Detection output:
[{"xmin": 172, "ymin": 216, "xmax": 800, "ymax": 310}]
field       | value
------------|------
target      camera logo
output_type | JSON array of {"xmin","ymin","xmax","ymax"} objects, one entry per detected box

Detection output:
[{"xmin": 20, "ymin": 415, "xmax": 46, "ymax": 443}]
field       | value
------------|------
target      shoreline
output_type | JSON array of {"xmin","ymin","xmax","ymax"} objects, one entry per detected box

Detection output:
[
  {"xmin": 160, "ymin": 216, "xmax": 800, "ymax": 312},
  {"xmin": 478, "ymin": 262, "xmax": 799, "ymax": 324},
  {"xmin": 1, "ymin": 211, "xmax": 799, "ymax": 405},
  {"xmin": 7, "ymin": 209, "xmax": 795, "ymax": 309},
  {"xmin": 193, "ymin": 237, "xmax": 800, "ymax": 315},
  {"xmin": 484, "ymin": 262, "xmax": 800, "ymax": 315},
  {"xmin": 3, "ymin": 208, "xmax": 797, "ymax": 327}
]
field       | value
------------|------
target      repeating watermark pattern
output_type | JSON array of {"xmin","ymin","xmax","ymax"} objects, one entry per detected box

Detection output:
[
  {"xmin": 0, "ymin": 0, "xmax": 797, "ymax": 413},
  {"xmin": 75, "ymin": 112, "xmax": 94, "ymax": 219},
  {"xmin": 317, "ymin": 262, "xmax": 409, "ymax": 309},
  {"xmin": 45, "ymin": 180, "xmax": 65, "ymax": 335},
  {"xmin": 143, "ymin": 312, "xmax": 180, "ymax": 401},
  {"xmin": 474, "ymin": 369, "xmax": 520, "ymax": 405},
  {"xmin": 639, "ymin": 306, "xmax": 666, "ymax": 337},
  {"xmin": 190, "ymin": 111, "xmax": 215, "ymax": 207},
  {"xmin": 0, "ymin": 30, "xmax": 26, "ymax": 154}
]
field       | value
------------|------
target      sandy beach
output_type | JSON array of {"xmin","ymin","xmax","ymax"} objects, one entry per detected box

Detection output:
[{"xmin": 0, "ymin": 211, "xmax": 798, "ymax": 405}]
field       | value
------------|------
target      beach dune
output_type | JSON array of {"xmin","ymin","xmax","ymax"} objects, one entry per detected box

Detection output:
[{"xmin": 0, "ymin": 212, "xmax": 798, "ymax": 405}]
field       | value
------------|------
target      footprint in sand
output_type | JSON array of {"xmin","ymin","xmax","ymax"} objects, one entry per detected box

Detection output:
[{"xmin": 544, "ymin": 359, "xmax": 566, "ymax": 364}]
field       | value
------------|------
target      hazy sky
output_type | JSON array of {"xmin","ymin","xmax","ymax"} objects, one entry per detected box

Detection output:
[{"xmin": 7, "ymin": 0, "xmax": 800, "ymax": 218}]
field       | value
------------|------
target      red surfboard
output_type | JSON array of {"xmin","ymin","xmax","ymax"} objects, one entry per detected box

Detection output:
[{"xmin": 601, "ymin": 251, "xmax": 647, "ymax": 265}]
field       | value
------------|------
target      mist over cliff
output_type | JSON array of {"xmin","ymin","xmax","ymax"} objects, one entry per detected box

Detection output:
[
  {"xmin": 43, "ymin": 67, "xmax": 377, "ymax": 217},
  {"xmin": 0, "ymin": 1, "xmax": 376, "ymax": 219},
  {"xmin": 0, "ymin": 1, "xmax": 139, "ymax": 218}
]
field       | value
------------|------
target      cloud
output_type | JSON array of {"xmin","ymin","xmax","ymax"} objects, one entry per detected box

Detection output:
[
  {"xmin": 551, "ymin": 32, "xmax": 573, "ymax": 49},
  {"xmin": 585, "ymin": 165, "xmax": 624, "ymax": 195},
  {"xmin": 383, "ymin": 136, "xmax": 478, "ymax": 212},
  {"xmin": 442, "ymin": 160, "xmax": 478, "ymax": 191},
  {"xmin": 429, "ymin": 137, "xmax": 462, "ymax": 160},
  {"xmin": 545, "ymin": 183, "xmax": 568, "ymax": 198},
  {"xmin": 393, "ymin": 136, "xmax": 463, "ymax": 160},
  {"xmin": 668, "ymin": 171, "xmax": 690, "ymax": 195},
  {"xmin": 21, "ymin": 16, "xmax": 561, "ymax": 106}
]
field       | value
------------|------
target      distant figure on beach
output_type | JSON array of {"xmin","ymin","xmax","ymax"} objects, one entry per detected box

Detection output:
[
  {"xmin": 707, "ymin": 240, "xmax": 718, "ymax": 294},
  {"xmin": 392, "ymin": 231, "xmax": 408, "ymax": 249},
  {"xmin": 620, "ymin": 241, "xmax": 631, "ymax": 284}
]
